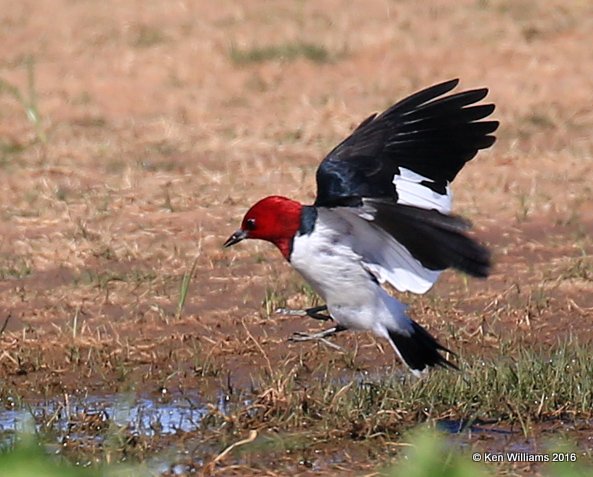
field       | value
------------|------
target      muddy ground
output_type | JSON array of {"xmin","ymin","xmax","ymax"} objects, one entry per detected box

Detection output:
[{"xmin": 1, "ymin": 0, "xmax": 592, "ymax": 475}]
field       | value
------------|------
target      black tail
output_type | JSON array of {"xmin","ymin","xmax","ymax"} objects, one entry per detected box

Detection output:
[{"xmin": 388, "ymin": 320, "xmax": 458, "ymax": 374}]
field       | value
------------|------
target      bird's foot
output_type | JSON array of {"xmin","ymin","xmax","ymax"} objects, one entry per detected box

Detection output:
[
  {"xmin": 275, "ymin": 305, "xmax": 332, "ymax": 321},
  {"xmin": 288, "ymin": 325, "xmax": 347, "ymax": 351},
  {"xmin": 275, "ymin": 307, "xmax": 307, "ymax": 317}
]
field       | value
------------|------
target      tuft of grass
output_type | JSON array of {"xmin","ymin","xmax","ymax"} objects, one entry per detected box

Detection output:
[
  {"xmin": 72, "ymin": 268, "xmax": 158, "ymax": 290},
  {"xmin": 296, "ymin": 282, "xmax": 322, "ymax": 307},
  {"xmin": 176, "ymin": 256, "xmax": 199, "ymax": 320},
  {"xmin": 0, "ymin": 56, "xmax": 46, "ymax": 144},
  {"xmin": 189, "ymin": 338, "xmax": 221, "ymax": 377},
  {"xmin": 516, "ymin": 192, "xmax": 532, "ymax": 222},
  {"xmin": 262, "ymin": 287, "xmax": 287, "ymax": 317},
  {"xmin": 229, "ymin": 41, "xmax": 331, "ymax": 65},
  {"xmin": 211, "ymin": 339, "xmax": 593, "ymax": 439},
  {"xmin": 3, "ymin": 340, "xmax": 592, "ymax": 474},
  {"xmin": 0, "ymin": 140, "xmax": 26, "ymax": 168},
  {"xmin": 0, "ymin": 256, "xmax": 32, "ymax": 280},
  {"xmin": 560, "ymin": 256, "xmax": 593, "ymax": 281},
  {"xmin": 131, "ymin": 24, "xmax": 168, "ymax": 48}
]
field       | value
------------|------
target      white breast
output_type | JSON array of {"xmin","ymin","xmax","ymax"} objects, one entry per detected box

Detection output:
[
  {"xmin": 290, "ymin": 209, "xmax": 392, "ymax": 331},
  {"xmin": 291, "ymin": 208, "xmax": 419, "ymax": 338}
]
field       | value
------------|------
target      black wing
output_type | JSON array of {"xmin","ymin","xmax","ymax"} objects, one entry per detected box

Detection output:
[{"xmin": 314, "ymin": 79, "xmax": 498, "ymax": 207}]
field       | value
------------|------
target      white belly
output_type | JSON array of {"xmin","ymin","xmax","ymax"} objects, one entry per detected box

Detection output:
[{"xmin": 290, "ymin": 209, "xmax": 386, "ymax": 330}]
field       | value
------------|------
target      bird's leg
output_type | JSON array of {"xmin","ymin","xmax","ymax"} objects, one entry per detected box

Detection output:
[
  {"xmin": 275, "ymin": 305, "xmax": 332, "ymax": 322},
  {"xmin": 290, "ymin": 323, "xmax": 347, "ymax": 340},
  {"xmin": 288, "ymin": 324, "xmax": 348, "ymax": 351},
  {"xmin": 276, "ymin": 305, "xmax": 345, "ymax": 349}
]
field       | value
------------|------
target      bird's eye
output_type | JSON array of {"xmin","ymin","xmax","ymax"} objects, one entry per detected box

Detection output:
[{"xmin": 245, "ymin": 218, "xmax": 256, "ymax": 230}]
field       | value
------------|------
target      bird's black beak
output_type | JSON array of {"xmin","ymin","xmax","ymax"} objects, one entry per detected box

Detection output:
[{"xmin": 224, "ymin": 229, "xmax": 247, "ymax": 248}]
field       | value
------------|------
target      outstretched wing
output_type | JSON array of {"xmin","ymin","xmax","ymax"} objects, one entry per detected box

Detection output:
[
  {"xmin": 314, "ymin": 79, "xmax": 497, "ymax": 292},
  {"xmin": 314, "ymin": 79, "xmax": 498, "ymax": 209}
]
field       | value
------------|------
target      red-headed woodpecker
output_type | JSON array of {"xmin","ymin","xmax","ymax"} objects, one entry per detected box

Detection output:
[{"xmin": 224, "ymin": 79, "xmax": 498, "ymax": 376}]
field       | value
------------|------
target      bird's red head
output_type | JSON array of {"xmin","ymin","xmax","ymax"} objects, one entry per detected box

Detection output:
[{"xmin": 224, "ymin": 196, "xmax": 303, "ymax": 259}]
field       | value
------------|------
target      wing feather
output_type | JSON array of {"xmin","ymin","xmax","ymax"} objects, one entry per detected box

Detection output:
[
  {"xmin": 333, "ymin": 201, "xmax": 490, "ymax": 294},
  {"xmin": 314, "ymin": 79, "xmax": 498, "ymax": 208},
  {"xmin": 312, "ymin": 80, "xmax": 496, "ymax": 292},
  {"xmin": 333, "ymin": 207, "xmax": 441, "ymax": 293}
]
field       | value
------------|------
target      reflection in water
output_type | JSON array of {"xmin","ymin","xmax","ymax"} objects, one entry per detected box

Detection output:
[
  {"xmin": 0, "ymin": 393, "xmax": 211, "ymax": 437},
  {"xmin": 437, "ymin": 419, "xmax": 515, "ymax": 435}
]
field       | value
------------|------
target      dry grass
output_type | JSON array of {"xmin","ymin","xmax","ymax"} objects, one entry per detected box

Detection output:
[
  {"xmin": 1, "ymin": 0, "xmax": 593, "ymax": 474},
  {"xmin": 2, "ymin": 338, "xmax": 591, "ymax": 475}
]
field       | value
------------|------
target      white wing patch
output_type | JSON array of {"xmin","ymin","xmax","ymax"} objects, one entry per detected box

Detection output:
[
  {"xmin": 334, "ymin": 208, "xmax": 441, "ymax": 294},
  {"xmin": 393, "ymin": 167, "xmax": 452, "ymax": 214}
]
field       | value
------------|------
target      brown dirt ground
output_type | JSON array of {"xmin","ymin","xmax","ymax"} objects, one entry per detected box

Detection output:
[{"xmin": 1, "ymin": 0, "xmax": 593, "ymax": 474}]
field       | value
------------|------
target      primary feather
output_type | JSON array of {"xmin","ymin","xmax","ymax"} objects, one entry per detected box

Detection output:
[{"xmin": 315, "ymin": 78, "xmax": 498, "ymax": 208}]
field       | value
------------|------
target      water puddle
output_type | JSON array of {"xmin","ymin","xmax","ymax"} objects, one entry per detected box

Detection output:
[
  {"xmin": 438, "ymin": 417, "xmax": 593, "ymax": 457},
  {"xmin": 1, "ymin": 393, "xmax": 591, "ymax": 473},
  {"xmin": 437, "ymin": 418, "xmax": 515, "ymax": 436},
  {"xmin": 0, "ymin": 392, "xmax": 216, "ymax": 445}
]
